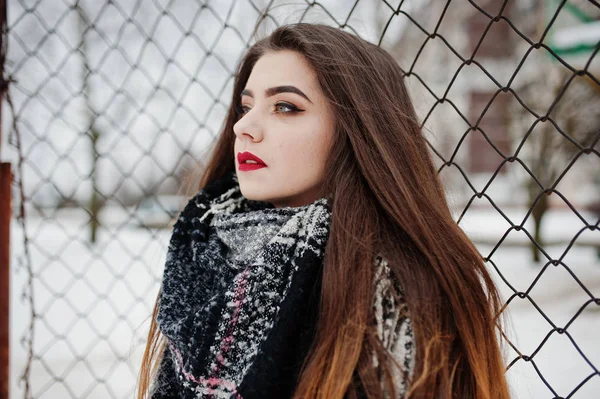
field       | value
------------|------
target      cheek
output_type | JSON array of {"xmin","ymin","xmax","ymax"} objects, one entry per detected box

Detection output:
[
  {"xmin": 305, "ymin": 128, "xmax": 333, "ymax": 166},
  {"xmin": 271, "ymin": 115, "xmax": 333, "ymax": 174},
  {"xmin": 281, "ymin": 135, "xmax": 330, "ymax": 173}
]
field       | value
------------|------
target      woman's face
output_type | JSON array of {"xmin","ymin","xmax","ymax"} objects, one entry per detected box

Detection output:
[{"xmin": 233, "ymin": 50, "xmax": 335, "ymax": 208}]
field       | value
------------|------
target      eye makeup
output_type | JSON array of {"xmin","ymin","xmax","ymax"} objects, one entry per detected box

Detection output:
[
  {"xmin": 234, "ymin": 101, "xmax": 305, "ymax": 116},
  {"xmin": 274, "ymin": 102, "xmax": 304, "ymax": 113}
]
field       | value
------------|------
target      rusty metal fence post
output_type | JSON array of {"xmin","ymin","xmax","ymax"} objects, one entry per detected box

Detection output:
[
  {"xmin": 0, "ymin": 0, "xmax": 9, "ymax": 398},
  {"xmin": 0, "ymin": 163, "xmax": 10, "ymax": 399}
]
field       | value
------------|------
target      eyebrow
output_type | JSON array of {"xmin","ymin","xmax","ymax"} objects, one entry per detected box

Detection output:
[{"xmin": 241, "ymin": 85, "xmax": 313, "ymax": 104}]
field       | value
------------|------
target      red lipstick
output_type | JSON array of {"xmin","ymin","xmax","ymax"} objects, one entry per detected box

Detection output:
[{"xmin": 237, "ymin": 151, "xmax": 267, "ymax": 172}]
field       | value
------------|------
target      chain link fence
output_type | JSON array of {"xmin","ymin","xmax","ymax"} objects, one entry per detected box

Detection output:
[{"xmin": 2, "ymin": 0, "xmax": 599, "ymax": 398}]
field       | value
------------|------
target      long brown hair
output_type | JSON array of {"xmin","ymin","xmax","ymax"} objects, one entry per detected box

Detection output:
[{"xmin": 137, "ymin": 23, "xmax": 510, "ymax": 399}]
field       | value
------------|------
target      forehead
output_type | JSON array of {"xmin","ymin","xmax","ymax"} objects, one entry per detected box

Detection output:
[{"xmin": 245, "ymin": 50, "xmax": 319, "ymax": 92}]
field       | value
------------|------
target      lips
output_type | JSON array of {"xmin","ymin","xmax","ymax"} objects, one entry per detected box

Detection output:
[
  {"xmin": 237, "ymin": 151, "xmax": 267, "ymax": 172},
  {"xmin": 239, "ymin": 163, "xmax": 267, "ymax": 171}
]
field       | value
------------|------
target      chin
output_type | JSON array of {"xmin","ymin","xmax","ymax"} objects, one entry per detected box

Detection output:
[{"xmin": 239, "ymin": 186, "xmax": 271, "ymax": 203}]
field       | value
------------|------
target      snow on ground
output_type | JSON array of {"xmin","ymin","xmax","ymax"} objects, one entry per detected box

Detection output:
[{"xmin": 8, "ymin": 206, "xmax": 600, "ymax": 398}]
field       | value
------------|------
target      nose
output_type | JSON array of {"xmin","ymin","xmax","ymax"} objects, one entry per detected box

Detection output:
[{"xmin": 233, "ymin": 111, "xmax": 263, "ymax": 143}]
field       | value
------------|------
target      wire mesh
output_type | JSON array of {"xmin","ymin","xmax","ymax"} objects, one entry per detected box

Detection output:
[{"xmin": 2, "ymin": 0, "xmax": 599, "ymax": 398}]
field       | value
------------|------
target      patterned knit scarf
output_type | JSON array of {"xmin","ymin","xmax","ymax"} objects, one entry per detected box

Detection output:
[{"xmin": 151, "ymin": 171, "xmax": 332, "ymax": 399}]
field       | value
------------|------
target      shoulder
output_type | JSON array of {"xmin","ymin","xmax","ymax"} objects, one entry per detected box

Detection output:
[{"xmin": 372, "ymin": 255, "xmax": 416, "ymax": 397}]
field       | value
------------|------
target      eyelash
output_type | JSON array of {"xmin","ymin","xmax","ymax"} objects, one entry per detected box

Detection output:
[{"xmin": 235, "ymin": 102, "xmax": 304, "ymax": 116}]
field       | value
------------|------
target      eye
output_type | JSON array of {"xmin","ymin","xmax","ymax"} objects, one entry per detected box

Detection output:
[
  {"xmin": 235, "ymin": 104, "xmax": 251, "ymax": 116},
  {"xmin": 275, "ymin": 102, "xmax": 304, "ymax": 114}
]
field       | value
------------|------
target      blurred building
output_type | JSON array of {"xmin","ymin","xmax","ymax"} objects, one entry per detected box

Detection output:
[{"xmin": 382, "ymin": 0, "xmax": 599, "ymax": 210}]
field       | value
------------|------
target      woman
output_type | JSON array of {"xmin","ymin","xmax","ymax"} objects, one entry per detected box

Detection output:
[{"xmin": 137, "ymin": 23, "xmax": 510, "ymax": 399}]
